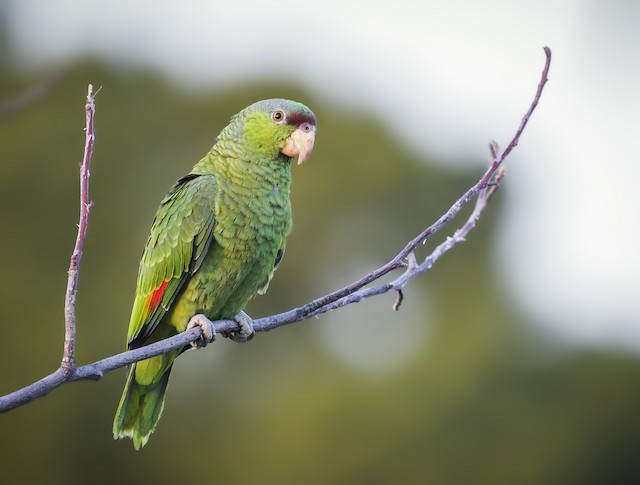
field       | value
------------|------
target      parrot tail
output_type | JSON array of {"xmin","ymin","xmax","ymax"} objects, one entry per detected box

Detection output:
[{"xmin": 113, "ymin": 361, "xmax": 172, "ymax": 450}]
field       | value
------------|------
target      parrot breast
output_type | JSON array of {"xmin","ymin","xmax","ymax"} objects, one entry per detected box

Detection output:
[{"xmin": 165, "ymin": 156, "xmax": 292, "ymax": 330}]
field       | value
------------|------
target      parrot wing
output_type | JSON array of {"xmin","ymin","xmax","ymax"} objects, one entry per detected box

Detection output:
[{"xmin": 127, "ymin": 173, "xmax": 217, "ymax": 348}]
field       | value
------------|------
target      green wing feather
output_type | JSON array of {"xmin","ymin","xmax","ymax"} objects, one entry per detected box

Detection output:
[{"xmin": 127, "ymin": 173, "xmax": 217, "ymax": 347}]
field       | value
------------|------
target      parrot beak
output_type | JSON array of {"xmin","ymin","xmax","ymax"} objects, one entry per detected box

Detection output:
[{"xmin": 282, "ymin": 123, "xmax": 316, "ymax": 165}]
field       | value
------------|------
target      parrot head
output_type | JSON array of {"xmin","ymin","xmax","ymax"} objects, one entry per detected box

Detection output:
[{"xmin": 224, "ymin": 99, "xmax": 317, "ymax": 165}]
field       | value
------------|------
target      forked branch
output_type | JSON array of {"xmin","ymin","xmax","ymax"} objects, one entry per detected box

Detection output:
[{"xmin": 0, "ymin": 47, "xmax": 551, "ymax": 413}]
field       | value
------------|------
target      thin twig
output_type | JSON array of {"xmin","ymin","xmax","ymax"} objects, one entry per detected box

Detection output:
[
  {"xmin": 62, "ymin": 84, "xmax": 95, "ymax": 373},
  {"xmin": 0, "ymin": 47, "xmax": 552, "ymax": 414}
]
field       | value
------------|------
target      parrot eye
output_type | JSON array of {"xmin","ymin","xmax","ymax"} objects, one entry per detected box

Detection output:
[{"xmin": 272, "ymin": 110, "xmax": 286, "ymax": 123}]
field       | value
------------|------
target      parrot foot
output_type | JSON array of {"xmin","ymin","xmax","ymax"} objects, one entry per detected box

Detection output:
[
  {"xmin": 224, "ymin": 310, "xmax": 255, "ymax": 343},
  {"xmin": 186, "ymin": 314, "xmax": 216, "ymax": 349}
]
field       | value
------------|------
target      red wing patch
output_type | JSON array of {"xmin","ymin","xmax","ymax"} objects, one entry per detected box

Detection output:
[{"xmin": 148, "ymin": 280, "xmax": 169, "ymax": 312}]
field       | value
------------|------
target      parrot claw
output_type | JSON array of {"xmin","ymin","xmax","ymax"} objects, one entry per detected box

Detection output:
[
  {"xmin": 225, "ymin": 310, "xmax": 255, "ymax": 343},
  {"xmin": 186, "ymin": 314, "xmax": 216, "ymax": 349}
]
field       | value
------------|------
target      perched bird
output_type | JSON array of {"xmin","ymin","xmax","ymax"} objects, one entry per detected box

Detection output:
[{"xmin": 113, "ymin": 99, "xmax": 316, "ymax": 449}]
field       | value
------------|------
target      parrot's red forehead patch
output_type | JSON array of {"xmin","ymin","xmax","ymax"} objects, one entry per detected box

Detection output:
[{"xmin": 286, "ymin": 110, "xmax": 317, "ymax": 128}]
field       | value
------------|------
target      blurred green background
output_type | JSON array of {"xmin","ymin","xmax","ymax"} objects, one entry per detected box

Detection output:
[{"xmin": 2, "ymin": 4, "xmax": 640, "ymax": 485}]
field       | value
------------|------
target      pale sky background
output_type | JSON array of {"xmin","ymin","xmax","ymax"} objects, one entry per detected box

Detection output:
[{"xmin": 3, "ymin": 0, "xmax": 639, "ymax": 358}]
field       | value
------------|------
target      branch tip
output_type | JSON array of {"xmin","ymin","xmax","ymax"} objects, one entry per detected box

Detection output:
[
  {"xmin": 393, "ymin": 289, "xmax": 404, "ymax": 311},
  {"xmin": 489, "ymin": 140, "xmax": 499, "ymax": 159}
]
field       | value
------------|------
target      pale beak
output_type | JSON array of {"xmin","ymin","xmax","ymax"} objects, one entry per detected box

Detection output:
[{"xmin": 282, "ymin": 124, "xmax": 316, "ymax": 165}]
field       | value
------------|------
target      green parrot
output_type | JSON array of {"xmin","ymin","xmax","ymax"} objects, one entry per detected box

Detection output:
[{"xmin": 113, "ymin": 99, "xmax": 316, "ymax": 449}]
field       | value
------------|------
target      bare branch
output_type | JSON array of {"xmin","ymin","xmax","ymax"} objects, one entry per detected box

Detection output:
[
  {"xmin": 61, "ymin": 84, "xmax": 95, "ymax": 373},
  {"xmin": 0, "ymin": 47, "xmax": 552, "ymax": 414}
]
